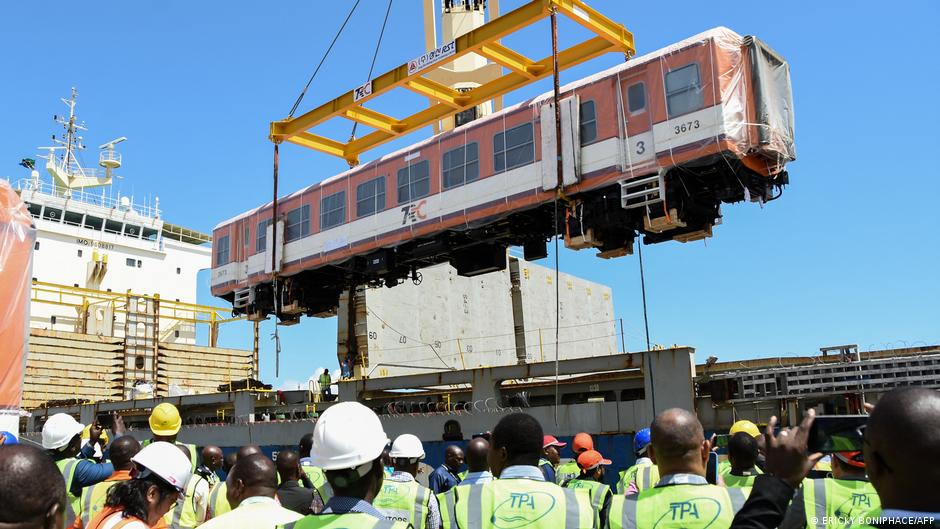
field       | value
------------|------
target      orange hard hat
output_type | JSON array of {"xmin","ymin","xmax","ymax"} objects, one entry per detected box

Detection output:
[
  {"xmin": 835, "ymin": 451, "xmax": 865, "ymax": 468},
  {"xmin": 577, "ymin": 450, "xmax": 611, "ymax": 471},
  {"xmin": 542, "ymin": 435, "xmax": 566, "ymax": 449},
  {"xmin": 572, "ymin": 432, "xmax": 594, "ymax": 453}
]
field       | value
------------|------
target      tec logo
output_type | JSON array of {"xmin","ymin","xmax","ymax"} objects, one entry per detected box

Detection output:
[
  {"xmin": 491, "ymin": 492, "xmax": 555, "ymax": 529},
  {"xmin": 654, "ymin": 498, "xmax": 722, "ymax": 529},
  {"xmin": 401, "ymin": 199, "xmax": 428, "ymax": 225}
]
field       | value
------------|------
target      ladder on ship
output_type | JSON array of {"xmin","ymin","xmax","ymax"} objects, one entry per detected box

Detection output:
[{"xmin": 123, "ymin": 296, "xmax": 159, "ymax": 398}]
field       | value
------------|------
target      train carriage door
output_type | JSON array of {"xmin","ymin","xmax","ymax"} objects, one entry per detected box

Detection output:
[
  {"xmin": 540, "ymin": 96, "xmax": 580, "ymax": 191},
  {"xmin": 619, "ymin": 73, "xmax": 655, "ymax": 173}
]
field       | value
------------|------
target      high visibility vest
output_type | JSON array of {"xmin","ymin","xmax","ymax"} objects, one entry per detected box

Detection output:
[
  {"xmin": 163, "ymin": 474, "xmax": 206, "ymax": 529},
  {"xmin": 373, "ymin": 478, "xmax": 432, "ymax": 529},
  {"xmin": 554, "ymin": 461, "xmax": 580, "ymax": 485},
  {"xmin": 56, "ymin": 457, "xmax": 81, "ymax": 522},
  {"xmin": 617, "ymin": 463, "xmax": 659, "ymax": 494},
  {"xmin": 87, "ymin": 507, "xmax": 147, "ymax": 529},
  {"xmin": 563, "ymin": 478, "xmax": 611, "ymax": 528},
  {"xmin": 440, "ymin": 478, "xmax": 592, "ymax": 529},
  {"xmin": 537, "ymin": 458, "xmax": 554, "ymax": 481},
  {"xmin": 208, "ymin": 481, "xmax": 230, "ymax": 518},
  {"xmin": 609, "ymin": 484, "xmax": 749, "ymax": 529},
  {"xmin": 802, "ymin": 478, "xmax": 880, "ymax": 529},
  {"xmin": 142, "ymin": 439, "xmax": 198, "ymax": 470},
  {"xmin": 79, "ymin": 478, "xmax": 124, "ymax": 527},
  {"xmin": 300, "ymin": 462, "xmax": 334, "ymax": 503},
  {"xmin": 722, "ymin": 472, "xmax": 757, "ymax": 488},
  {"xmin": 278, "ymin": 512, "xmax": 410, "ymax": 529},
  {"xmin": 718, "ymin": 461, "xmax": 763, "ymax": 480},
  {"xmin": 458, "ymin": 470, "xmax": 468, "ymax": 480}
]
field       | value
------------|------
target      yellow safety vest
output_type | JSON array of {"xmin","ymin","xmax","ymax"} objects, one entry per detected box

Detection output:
[
  {"xmin": 722, "ymin": 472, "xmax": 758, "ymax": 488},
  {"xmin": 373, "ymin": 478, "xmax": 432, "ymax": 529},
  {"xmin": 563, "ymin": 478, "xmax": 611, "ymax": 528},
  {"xmin": 554, "ymin": 461, "xmax": 580, "ymax": 485},
  {"xmin": 279, "ymin": 512, "xmax": 410, "ymax": 529},
  {"xmin": 79, "ymin": 478, "xmax": 125, "ymax": 527},
  {"xmin": 301, "ymin": 462, "xmax": 334, "ymax": 503},
  {"xmin": 617, "ymin": 463, "xmax": 660, "ymax": 494},
  {"xmin": 441, "ymin": 478, "xmax": 592, "ymax": 529},
  {"xmin": 718, "ymin": 461, "xmax": 763, "ymax": 480},
  {"xmin": 163, "ymin": 474, "xmax": 206, "ymax": 529},
  {"xmin": 609, "ymin": 483, "xmax": 749, "ymax": 529},
  {"xmin": 56, "ymin": 457, "xmax": 81, "ymax": 522},
  {"xmin": 208, "ymin": 481, "xmax": 230, "ymax": 518},
  {"xmin": 803, "ymin": 478, "xmax": 880, "ymax": 529}
]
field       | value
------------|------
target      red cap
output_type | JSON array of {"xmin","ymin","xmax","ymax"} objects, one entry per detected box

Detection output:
[
  {"xmin": 835, "ymin": 451, "xmax": 865, "ymax": 468},
  {"xmin": 572, "ymin": 432, "xmax": 594, "ymax": 453},
  {"xmin": 543, "ymin": 435, "xmax": 566, "ymax": 449},
  {"xmin": 577, "ymin": 450, "xmax": 611, "ymax": 471}
]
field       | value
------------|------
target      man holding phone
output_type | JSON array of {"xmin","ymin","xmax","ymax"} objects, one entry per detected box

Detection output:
[{"xmin": 779, "ymin": 450, "xmax": 879, "ymax": 529}]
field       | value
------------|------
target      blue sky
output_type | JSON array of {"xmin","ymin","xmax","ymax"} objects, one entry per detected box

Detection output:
[{"xmin": 2, "ymin": 1, "xmax": 938, "ymax": 389}]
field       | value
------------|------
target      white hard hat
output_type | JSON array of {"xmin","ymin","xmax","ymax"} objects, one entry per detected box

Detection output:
[
  {"xmin": 42, "ymin": 413, "xmax": 85, "ymax": 450},
  {"xmin": 312, "ymin": 402, "xmax": 389, "ymax": 472},
  {"xmin": 389, "ymin": 434, "xmax": 425, "ymax": 460},
  {"xmin": 132, "ymin": 441, "xmax": 192, "ymax": 492}
]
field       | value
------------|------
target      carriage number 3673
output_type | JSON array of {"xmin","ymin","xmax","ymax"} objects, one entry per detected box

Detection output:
[{"xmin": 674, "ymin": 120, "xmax": 700, "ymax": 135}]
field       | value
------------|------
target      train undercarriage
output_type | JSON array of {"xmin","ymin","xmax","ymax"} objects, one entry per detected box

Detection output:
[{"xmin": 226, "ymin": 156, "xmax": 788, "ymax": 322}]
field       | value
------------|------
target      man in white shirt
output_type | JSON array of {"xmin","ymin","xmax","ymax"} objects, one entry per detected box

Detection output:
[{"xmin": 196, "ymin": 453, "xmax": 301, "ymax": 529}]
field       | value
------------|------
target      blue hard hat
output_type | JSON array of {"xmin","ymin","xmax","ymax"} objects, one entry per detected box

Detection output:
[
  {"xmin": 0, "ymin": 431, "xmax": 18, "ymax": 445},
  {"xmin": 633, "ymin": 428, "xmax": 651, "ymax": 454}
]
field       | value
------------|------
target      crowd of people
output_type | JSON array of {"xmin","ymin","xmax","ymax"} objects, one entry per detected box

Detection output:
[{"xmin": 0, "ymin": 386, "xmax": 937, "ymax": 528}]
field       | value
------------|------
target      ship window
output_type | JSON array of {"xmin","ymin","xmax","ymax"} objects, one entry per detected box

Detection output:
[
  {"xmin": 356, "ymin": 176, "xmax": 386, "ymax": 218},
  {"xmin": 580, "ymin": 100, "xmax": 597, "ymax": 145},
  {"xmin": 63, "ymin": 210, "xmax": 84, "ymax": 227},
  {"xmin": 176, "ymin": 267, "xmax": 181, "ymax": 274},
  {"xmin": 285, "ymin": 205, "xmax": 310, "ymax": 242},
  {"xmin": 320, "ymin": 191, "xmax": 346, "ymax": 230},
  {"xmin": 493, "ymin": 122, "xmax": 534, "ymax": 172},
  {"xmin": 77, "ymin": 249, "xmax": 82, "ymax": 257},
  {"xmin": 84, "ymin": 215, "xmax": 104, "ymax": 231},
  {"xmin": 397, "ymin": 160, "xmax": 430, "ymax": 204},
  {"xmin": 124, "ymin": 224, "xmax": 141, "ymax": 238},
  {"xmin": 34, "ymin": 241, "xmax": 40, "ymax": 250},
  {"xmin": 665, "ymin": 63, "xmax": 703, "ymax": 118},
  {"xmin": 627, "ymin": 82, "xmax": 646, "ymax": 113},
  {"xmin": 104, "ymin": 220, "xmax": 123, "ymax": 234},
  {"xmin": 442, "ymin": 142, "xmax": 479, "ymax": 189},
  {"xmin": 135, "ymin": 355, "xmax": 144, "ymax": 369},
  {"xmin": 126, "ymin": 257, "xmax": 136, "ymax": 267},
  {"xmin": 137, "ymin": 260, "xmax": 142, "ymax": 268},
  {"xmin": 142, "ymin": 227, "xmax": 158, "ymax": 241},
  {"xmin": 256, "ymin": 218, "xmax": 272, "ymax": 252},
  {"xmin": 26, "ymin": 202, "xmax": 42, "ymax": 218},
  {"xmin": 42, "ymin": 207, "xmax": 62, "ymax": 222},
  {"xmin": 216, "ymin": 235, "xmax": 230, "ymax": 265}
]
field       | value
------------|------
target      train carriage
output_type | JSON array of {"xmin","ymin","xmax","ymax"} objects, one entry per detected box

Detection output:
[{"xmin": 212, "ymin": 27, "xmax": 794, "ymax": 319}]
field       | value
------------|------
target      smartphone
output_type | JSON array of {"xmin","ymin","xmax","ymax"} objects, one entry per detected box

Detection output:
[
  {"xmin": 705, "ymin": 451, "xmax": 719, "ymax": 484},
  {"xmin": 95, "ymin": 413, "xmax": 114, "ymax": 430},
  {"xmin": 807, "ymin": 415, "xmax": 867, "ymax": 453},
  {"xmin": 715, "ymin": 434, "xmax": 730, "ymax": 449}
]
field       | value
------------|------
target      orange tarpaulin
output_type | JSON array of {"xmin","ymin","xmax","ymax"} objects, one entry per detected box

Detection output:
[{"xmin": 0, "ymin": 180, "xmax": 35, "ymax": 436}]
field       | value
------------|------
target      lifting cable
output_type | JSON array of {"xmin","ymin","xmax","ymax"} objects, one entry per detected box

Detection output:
[
  {"xmin": 550, "ymin": 7, "xmax": 563, "ymax": 428},
  {"xmin": 350, "ymin": 0, "xmax": 395, "ymax": 142},
  {"xmin": 637, "ymin": 233, "xmax": 656, "ymax": 412}
]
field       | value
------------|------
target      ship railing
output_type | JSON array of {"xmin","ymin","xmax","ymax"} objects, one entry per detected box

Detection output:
[
  {"xmin": 382, "ymin": 398, "xmax": 524, "ymax": 417},
  {"xmin": 15, "ymin": 178, "xmax": 161, "ymax": 219}
]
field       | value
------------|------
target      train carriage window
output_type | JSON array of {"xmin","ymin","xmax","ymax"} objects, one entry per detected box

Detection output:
[
  {"xmin": 579, "ymin": 101, "xmax": 597, "ymax": 145},
  {"xmin": 442, "ymin": 143, "xmax": 479, "ymax": 189},
  {"xmin": 83, "ymin": 215, "xmax": 104, "ymax": 231},
  {"xmin": 493, "ymin": 122, "xmax": 534, "ymax": 172},
  {"xmin": 256, "ymin": 218, "xmax": 272, "ymax": 252},
  {"xmin": 397, "ymin": 160, "xmax": 430, "ymax": 204},
  {"xmin": 216, "ymin": 235, "xmax": 230, "ymax": 265},
  {"xmin": 356, "ymin": 176, "xmax": 386, "ymax": 218},
  {"xmin": 665, "ymin": 63, "xmax": 704, "ymax": 118},
  {"xmin": 285, "ymin": 205, "xmax": 310, "ymax": 241},
  {"xmin": 627, "ymin": 82, "xmax": 646, "ymax": 113},
  {"xmin": 320, "ymin": 191, "xmax": 346, "ymax": 230}
]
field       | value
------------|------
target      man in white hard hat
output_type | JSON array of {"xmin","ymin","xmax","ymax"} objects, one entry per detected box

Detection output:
[
  {"xmin": 41, "ymin": 413, "xmax": 125, "ymax": 524},
  {"xmin": 197, "ymin": 453, "xmax": 301, "ymax": 529},
  {"xmin": 374, "ymin": 434, "xmax": 441, "ymax": 529},
  {"xmin": 276, "ymin": 402, "xmax": 410, "ymax": 529},
  {"xmin": 87, "ymin": 441, "xmax": 192, "ymax": 528}
]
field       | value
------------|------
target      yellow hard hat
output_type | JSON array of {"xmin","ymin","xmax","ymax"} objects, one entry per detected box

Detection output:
[
  {"xmin": 149, "ymin": 403, "xmax": 182, "ymax": 436},
  {"xmin": 730, "ymin": 420, "xmax": 761, "ymax": 438},
  {"xmin": 81, "ymin": 424, "xmax": 109, "ymax": 445}
]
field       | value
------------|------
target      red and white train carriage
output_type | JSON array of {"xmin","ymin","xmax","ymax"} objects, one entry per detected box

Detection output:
[{"xmin": 212, "ymin": 27, "xmax": 794, "ymax": 319}]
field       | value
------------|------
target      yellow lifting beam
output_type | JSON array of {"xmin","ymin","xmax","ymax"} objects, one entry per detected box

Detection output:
[{"xmin": 269, "ymin": 0, "xmax": 634, "ymax": 166}]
